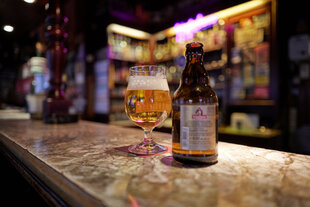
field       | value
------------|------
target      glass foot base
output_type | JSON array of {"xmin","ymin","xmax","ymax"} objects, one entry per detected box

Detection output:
[{"xmin": 128, "ymin": 142, "xmax": 167, "ymax": 155}]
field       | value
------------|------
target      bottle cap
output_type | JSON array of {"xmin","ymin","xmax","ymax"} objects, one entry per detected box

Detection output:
[
  {"xmin": 185, "ymin": 42, "xmax": 204, "ymax": 58},
  {"xmin": 186, "ymin": 42, "xmax": 203, "ymax": 48}
]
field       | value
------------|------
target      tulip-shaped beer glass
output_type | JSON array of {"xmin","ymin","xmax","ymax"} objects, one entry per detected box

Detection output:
[{"xmin": 125, "ymin": 65, "xmax": 171, "ymax": 154}]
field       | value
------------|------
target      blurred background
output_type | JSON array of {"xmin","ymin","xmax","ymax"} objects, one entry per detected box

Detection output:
[{"xmin": 0, "ymin": 0, "xmax": 310, "ymax": 155}]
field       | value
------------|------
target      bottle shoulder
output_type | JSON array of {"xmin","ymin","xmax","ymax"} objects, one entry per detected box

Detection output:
[{"xmin": 173, "ymin": 84, "xmax": 218, "ymax": 104}]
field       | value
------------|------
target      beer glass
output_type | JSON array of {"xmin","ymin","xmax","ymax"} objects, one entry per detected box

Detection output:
[{"xmin": 125, "ymin": 65, "xmax": 171, "ymax": 154}]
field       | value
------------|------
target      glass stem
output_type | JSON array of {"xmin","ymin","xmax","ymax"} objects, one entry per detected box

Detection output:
[{"xmin": 143, "ymin": 129, "xmax": 154, "ymax": 146}]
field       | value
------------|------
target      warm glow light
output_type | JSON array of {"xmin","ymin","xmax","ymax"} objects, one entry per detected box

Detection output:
[
  {"xmin": 214, "ymin": 0, "xmax": 269, "ymax": 19},
  {"xmin": 153, "ymin": 0, "xmax": 270, "ymax": 39},
  {"xmin": 24, "ymin": 0, "xmax": 35, "ymax": 3},
  {"xmin": 107, "ymin": 24, "xmax": 151, "ymax": 40},
  {"xmin": 3, "ymin": 25, "xmax": 14, "ymax": 32},
  {"xmin": 107, "ymin": 0, "xmax": 270, "ymax": 41}
]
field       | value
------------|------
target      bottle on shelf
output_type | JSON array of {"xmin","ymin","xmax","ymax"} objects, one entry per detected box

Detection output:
[{"xmin": 172, "ymin": 42, "xmax": 218, "ymax": 164}]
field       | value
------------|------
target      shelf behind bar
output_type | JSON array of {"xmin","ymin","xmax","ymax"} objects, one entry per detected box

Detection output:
[
  {"xmin": 114, "ymin": 81, "xmax": 128, "ymax": 85},
  {"xmin": 110, "ymin": 95, "xmax": 125, "ymax": 99},
  {"xmin": 229, "ymin": 99, "xmax": 275, "ymax": 106}
]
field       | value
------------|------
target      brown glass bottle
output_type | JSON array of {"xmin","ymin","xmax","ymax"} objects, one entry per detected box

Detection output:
[{"xmin": 172, "ymin": 42, "xmax": 218, "ymax": 164}]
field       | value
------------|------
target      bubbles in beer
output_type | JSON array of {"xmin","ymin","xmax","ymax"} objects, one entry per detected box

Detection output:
[{"xmin": 127, "ymin": 76, "xmax": 169, "ymax": 91}]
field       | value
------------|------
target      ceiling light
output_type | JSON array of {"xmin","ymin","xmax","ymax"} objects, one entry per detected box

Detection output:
[
  {"xmin": 3, "ymin": 25, "xmax": 14, "ymax": 32},
  {"xmin": 24, "ymin": 0, "xmax": 35, "ymax": 3}
]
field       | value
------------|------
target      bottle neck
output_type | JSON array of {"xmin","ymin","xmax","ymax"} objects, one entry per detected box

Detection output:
[
  {"xmin": 182, "ymin": 54, "xmax": 209, "ymax": 86},
  {"xmin": 186, "ymin": 52, "xmax": 203, "ymax": 64}
]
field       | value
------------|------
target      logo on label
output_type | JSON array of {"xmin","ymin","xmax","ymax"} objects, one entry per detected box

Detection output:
[{"xmin": 192, "ymin": 107, "xmax": 207, "ymax": 119}]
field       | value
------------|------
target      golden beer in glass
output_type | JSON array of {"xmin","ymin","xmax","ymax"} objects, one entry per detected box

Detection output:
[{"xmin": 125, "ymin": 65, "xmax": 171, "ymax": 154}]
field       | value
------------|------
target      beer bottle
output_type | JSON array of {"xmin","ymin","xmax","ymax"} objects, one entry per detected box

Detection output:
[{"xmin": 172, "ymin": 42, "xmax": 218, "ymax": 164}]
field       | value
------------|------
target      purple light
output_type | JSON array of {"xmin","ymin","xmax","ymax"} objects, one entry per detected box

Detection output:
[{"xmin": 173, "ymin": 13, "xmax": 218, "ymax": 42}]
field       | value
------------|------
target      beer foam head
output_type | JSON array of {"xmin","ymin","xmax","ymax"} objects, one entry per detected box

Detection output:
[{"xmin": 127, "ymin": 75, "xmax": 169, "ymax": 90}]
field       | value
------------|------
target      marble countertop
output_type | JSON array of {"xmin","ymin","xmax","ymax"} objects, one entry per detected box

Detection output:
[{"xmin": 0, "ymin": 120, "xmax": 309, "ymax": 207}]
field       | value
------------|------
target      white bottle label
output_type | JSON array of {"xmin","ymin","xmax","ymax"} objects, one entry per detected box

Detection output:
[{"xmin": 180, "ymin": 104, "xmax": 216, "ymax": 151}]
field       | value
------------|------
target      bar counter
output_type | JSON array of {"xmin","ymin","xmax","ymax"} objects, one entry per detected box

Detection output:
[{"xmin": 0, "ymin": 120, "xmax": 310, "ymax": 207}]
